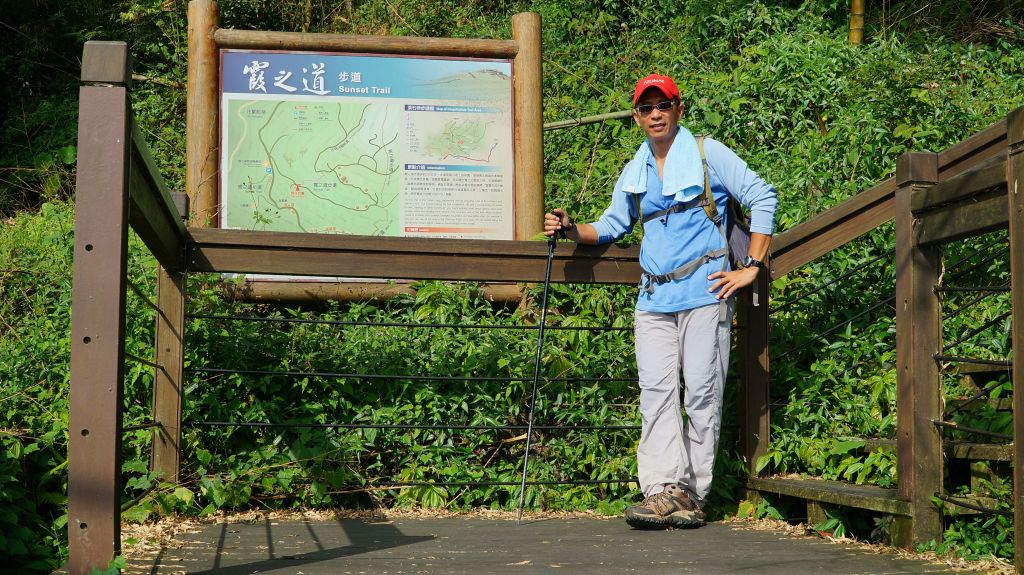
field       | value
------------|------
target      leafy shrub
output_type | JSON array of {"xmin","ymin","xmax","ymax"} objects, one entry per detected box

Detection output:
[{"xmin": 3, "ymin": 1, "xmax": 1024, "ymax": 571}]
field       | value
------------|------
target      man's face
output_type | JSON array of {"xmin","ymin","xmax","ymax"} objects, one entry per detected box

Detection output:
[{"xmin": 632, "ymin": 89, "xmax": 682, "ymax": 144}]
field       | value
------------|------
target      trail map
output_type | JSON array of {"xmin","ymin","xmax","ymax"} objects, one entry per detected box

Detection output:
[{"xmin": 220, "ymin": 51, "xmax": 514, "ymax": 240}]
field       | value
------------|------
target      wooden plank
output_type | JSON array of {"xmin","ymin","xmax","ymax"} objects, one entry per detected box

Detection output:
[
  {"xmin": 912, "ymin": 153, "xmax": 1006, "ymax": 213},
  {"xmin": 68, "ymin": 82, "xmax": 130, "ymax": 575},
  {"xmin": 213, "ymin": 28, "xmax": 519, "ymax": 59},
  {"xmin": 221, "ymin": 280, "xmax": 525, "ymax": 303},
  {"xmin": 845, "ymin": 438, "xmax": 1011, "ymax": 461},
  {"xmin": 938, "ymin": 118, "xmax": 1007, "ymax": 180},
  {"xmin": 171, "ymin": 193, "xmax": 189, "ymax": 222},
  {"xmin": 769, "ymin": 178, "xmax": 896, "ymax": 279},
  {"xmin": 1006, "ymin": 105, "xmax": 1024, "ymax": 575},
  {"xmin": 949, "ymin": 398, "xmax": 1013, "ymax": 412},
  {"xmin": 917, "ymin": 191, "xmax": 1010, "ymax": 247},
  {"xmin": 187, "ymin": 227, "xmax": 639, "ymax": 257},
  {"xmin": 512, "ymin": 12, "xmax": 544, "ymax": 240},
  {"xmin": 128, "ymin": 124, "xmax": 186, "ymax": 271},
  {"xmin": 946, "ymin": 442, "xmax": 1012, "ymax": 461},
  {"xmin": 186, "ymin": 229, "xmax": 642, "ymax": 283},
  {"xmin": 188, "ymin": 243, "xmax": 640, "ymax": 284},
  {"xmin": 938, "ymin": 495, "xmax": 1003, "ymax": 516},
  {"xmin": 957, "ymin": 362, "xmax": 1014, "ymax": 376},
  {"xmin": 187, "ymin": 0, "xmax": 219, "ymax": 225},
  {"xmin": 738, "ymin": 268, "xmax": 770, "ymax": 475},
  {"xmin": 893, "ymin": 151, "xmax": 943, "ymax": 546},
  {"xmin": 150, "ymin": 266, "xmax": 185, "ymax": 483},
  {"xmin": 746, "ymin": 477, "xmax": 912, "ymax": 516}
]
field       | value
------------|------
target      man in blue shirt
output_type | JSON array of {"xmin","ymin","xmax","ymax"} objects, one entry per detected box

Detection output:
[{"xmin": 544, "ymin": 73, "xmax": 777, "ymax": 529}]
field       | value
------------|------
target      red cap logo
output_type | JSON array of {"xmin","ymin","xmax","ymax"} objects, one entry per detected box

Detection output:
[{"xmin": 633, "ymin": 74, "xmax": 681, "ymax": 105}]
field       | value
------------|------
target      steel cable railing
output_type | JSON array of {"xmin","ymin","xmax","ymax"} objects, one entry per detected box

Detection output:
[
  {"xmin": 187, "ymin": 366, "xmax": 637, "ymax": 385},
  {"xmin": 933, "ymin": 493, "xmax": 1012, "ymax": 517},
  {"xmin": 770, "ymin": 249, "xmax": 891, "ymax": 316},
  {"xmin": 183, "ymin": 302, "xmax": 641, "ymax": 492},
  {"xmin": 187, "ymin": 312, "xmax": 633, "ymax": 332},
  {"xmin": 186, "ymin": 421, "xmax": 639, "ymax": 431}
]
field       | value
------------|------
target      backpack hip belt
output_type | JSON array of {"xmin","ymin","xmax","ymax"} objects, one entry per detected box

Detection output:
[{"xmin": 639, "ymin": 247, "xmax": 728, "ymax": 295}]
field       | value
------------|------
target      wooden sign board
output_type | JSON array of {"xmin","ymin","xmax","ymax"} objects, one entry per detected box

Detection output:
[{"xmin": 219, "ymin": 51, "xmax": 516, "ymax": 241}]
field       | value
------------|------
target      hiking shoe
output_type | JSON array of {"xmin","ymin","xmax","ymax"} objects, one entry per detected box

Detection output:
[{"xmin": 624, "ymin": 483, "xmax": 705, "ymax": 529}]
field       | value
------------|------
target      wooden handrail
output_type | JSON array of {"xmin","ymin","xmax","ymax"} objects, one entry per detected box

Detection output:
[
  {"xmin": 769, "ymin": 117, "xmax": 1008, "ymax": 280},
  {"xmin": 128, "ymin": 123, "xmax": 187, "ymax": 271},
  {"xmin": 186, "ymin": 229, "xmax": 642, "ymax": 284}
]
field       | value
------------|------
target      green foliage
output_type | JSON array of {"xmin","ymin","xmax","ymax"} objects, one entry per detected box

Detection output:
[
  {"xmin": 2, "ymin": 1, "xmax": 1024, "ymax": 572},
  {"xmin": 175, "ymin": 277, "xmax": 640, "ymax": 514},
  {"xmin": 0, "ymin": 202, "xmax": 75, "ymax": 572},
  {"xmin": 89, "ymin": 556, "xmax": 127, "ymax": 575},
  {"xmin": 923, "ymin": 477, "xmax": 1014, "ymax": 560}
]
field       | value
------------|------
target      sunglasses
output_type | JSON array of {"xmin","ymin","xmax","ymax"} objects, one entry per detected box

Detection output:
[{"xmin": 634, "ymin": 100, "xmax": 675, "ymax": 115}]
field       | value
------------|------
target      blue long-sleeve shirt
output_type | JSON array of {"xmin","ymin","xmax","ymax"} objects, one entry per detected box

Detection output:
[{"xmin": 591, "ymin": 133, "xmax": 778, "ymax": 313}]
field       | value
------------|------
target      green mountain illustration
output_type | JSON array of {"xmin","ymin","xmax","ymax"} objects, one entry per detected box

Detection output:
[{"xmin": 415, "ymin": 68, "xmax": 511, "ymax": 101}]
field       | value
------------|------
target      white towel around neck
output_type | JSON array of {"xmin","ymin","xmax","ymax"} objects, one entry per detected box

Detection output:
[{"xmin": 619, "ymin": 126, "xmax": 704, "ymax": 203}]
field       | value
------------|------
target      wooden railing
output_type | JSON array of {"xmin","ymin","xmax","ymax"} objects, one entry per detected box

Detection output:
[
  {"xmin": 753, "ymin": 112, "xmax": 1021, "ymax": 566},
  {"xmin": 65, "ymin": 40, "xmax": 1023, "ymax": 574}
]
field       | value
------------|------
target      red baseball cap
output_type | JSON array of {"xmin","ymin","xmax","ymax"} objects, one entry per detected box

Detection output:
[{"xmin": 632, "ymin": 74, "xmax": 681, "ymax": 105}]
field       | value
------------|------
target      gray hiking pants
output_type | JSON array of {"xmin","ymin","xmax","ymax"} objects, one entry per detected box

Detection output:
[{"xmin": 634, "ymin": 302, "xmax": 733, "ymax": 502}]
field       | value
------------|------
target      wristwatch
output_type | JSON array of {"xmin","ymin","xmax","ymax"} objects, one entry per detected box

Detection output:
[{"xmin": 740, "ymin": 255, "xmax": 765, "ymax": 270}]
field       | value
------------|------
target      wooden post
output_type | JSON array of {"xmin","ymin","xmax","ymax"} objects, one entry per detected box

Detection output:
[
  {"xmin": 187, "ymin": 0, "xmax": 219, "ymax": 226},
  {"xmin": 894, "ymin": 151, "xmax": 942, "ymax": 547},
  {"xmin": 1006, "ymin": 106, "xmax": 1024, "ymax": 575},
  {"xmin": 807, "ymin": 500, "xmax": 827, "ymax": 527},
  {"xmin": 512, "ymin": 12, "xmax": 544, "ymax": 240},
  {"xmin": 150, "ymin": 266, "xmax": 186, "ymax": 482},
  {"xmin": 738, "ymin": 266, "xmax": 770, "ymax": 475},
  {"xmin": 68, "ymin": 41, "xmax": 132, "ymax": 574}
]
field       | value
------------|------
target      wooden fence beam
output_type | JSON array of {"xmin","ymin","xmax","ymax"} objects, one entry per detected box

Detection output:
[
  {"xmin": 917, "ymin": 191, "xmax": 1009, "ymax": 247},
  {"xmin": 912, "ymin": 153, "xmax": 1007, "ymax": 213},
  {"xmin": 213, "ymin": 28, "xmax": 518, "ymax": 58},
  {"xmin": 68, "ymin": 41, "xmax": 132, "ymax": 575},
  {"xmin": 938, "ymin": 118, "xmax": 1007, "ymax": 180},
  {"xmin": 894, "ymin": 151, "xmax": 942, "ymax": 548},
  {"xmin": 186, "ymin": 229, "xmax": 642, "ymax": 284},
  {"xmin": 769, "ymin": 178, "xmax": 897, "ymax": 279},
  {"xmin": 1006, "ymin": 106, "xmax": 1024, "ymax": 575},
  {"xmin": 128, "ymin": 123, "xmax": 187, "ymax": 270}
]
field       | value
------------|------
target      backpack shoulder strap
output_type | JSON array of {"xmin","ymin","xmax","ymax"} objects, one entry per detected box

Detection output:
[{"xmin": 696, "ymin": 135, "xmax": 719, "ymax": 224}]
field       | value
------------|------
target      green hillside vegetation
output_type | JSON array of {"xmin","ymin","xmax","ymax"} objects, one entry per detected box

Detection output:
[{"xmin": 2, "ymin": 0, "xmax": 1023, "ymax": 571}]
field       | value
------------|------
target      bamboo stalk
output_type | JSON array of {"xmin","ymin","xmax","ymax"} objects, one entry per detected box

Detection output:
[{"xmin": 848, "ymin": 0, "xmax": 865, "ymax": 45}]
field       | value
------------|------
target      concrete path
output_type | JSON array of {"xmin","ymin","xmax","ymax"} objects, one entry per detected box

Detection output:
[{"xmin": 126, "ymin": 516, "xmax": 981, "ymax": 574}]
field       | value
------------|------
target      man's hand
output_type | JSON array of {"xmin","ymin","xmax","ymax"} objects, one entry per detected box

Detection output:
[
  {"xmin": 707, "ymin": 266, "xmax": 760, "ymax": 300},
  {"xmin": 544, "ymin": 208, "xmax": 573, "ymax": 238}
]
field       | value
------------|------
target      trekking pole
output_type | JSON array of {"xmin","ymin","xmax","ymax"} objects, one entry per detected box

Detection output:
[{"xmin": 516, "ymin": 233, "xmax": 557, "ymax": 524}]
